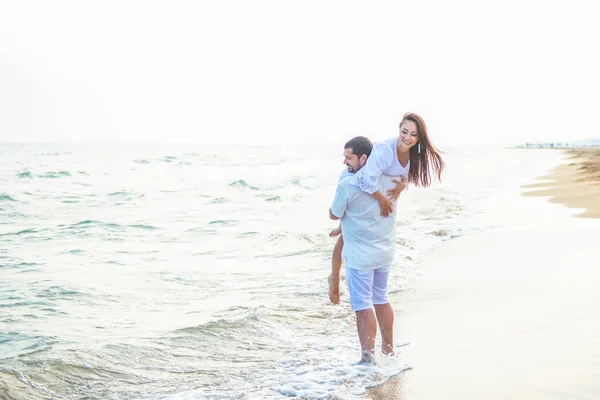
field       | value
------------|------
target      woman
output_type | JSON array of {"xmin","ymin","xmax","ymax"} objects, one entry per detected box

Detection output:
[{"xmin": 328, "ymin": 112, "xmax": 445, "ymax": 305}]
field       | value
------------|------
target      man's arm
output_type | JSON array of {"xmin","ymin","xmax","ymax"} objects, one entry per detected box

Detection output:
[
  {"xmin": 329, "ymin": 207, "xmax": 340, "ymax": 220},
  {"xmin": 329, "ymin": 184, "xmax": 347, "ymax": 220}
]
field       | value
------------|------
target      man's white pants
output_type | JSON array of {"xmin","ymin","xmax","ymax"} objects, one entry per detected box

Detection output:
[{"xmin": 345, "ymin": 263, "xmax": 392, "ymax": 312}]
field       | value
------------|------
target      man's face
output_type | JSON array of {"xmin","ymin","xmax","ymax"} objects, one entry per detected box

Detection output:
[{"xmin": 343, "ymin": 147, "xmax": 366, "ymax": 173}]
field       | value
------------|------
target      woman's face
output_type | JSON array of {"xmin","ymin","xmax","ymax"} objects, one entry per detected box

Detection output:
[{"xmin": 398, "ymin": 120, "xmax": 419, "ymax": 150}]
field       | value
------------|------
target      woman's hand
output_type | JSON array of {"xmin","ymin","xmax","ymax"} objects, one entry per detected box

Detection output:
[
  {"xmin": 372, "ymin": 191, "xmax": 393, "ymax": 217},
  {"xmin": 379, "ymin": 197, "xmax": 393, "ymax": 217},
  {"xmin": 387, "ymin": 178, "xmax": 407, "ymax": 201}
]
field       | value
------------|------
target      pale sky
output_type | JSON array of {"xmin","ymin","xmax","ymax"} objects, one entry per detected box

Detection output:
[{"xmin": 1, "ymin": 0, "xmax": 599, "ymax": 146}]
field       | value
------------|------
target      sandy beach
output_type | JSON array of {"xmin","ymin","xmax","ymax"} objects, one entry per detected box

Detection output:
[
  {"xmin": 366, "ymin": 148, "xmax": 600, "ymax": 400},
  {"xmin": 523, "ymin": 148, "xmax": 600, "ymax": 218}
]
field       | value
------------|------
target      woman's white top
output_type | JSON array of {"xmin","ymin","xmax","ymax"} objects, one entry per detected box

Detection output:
[{"xmin": 349, "ymin": 137, "xmax": 410, "ymax": 194}]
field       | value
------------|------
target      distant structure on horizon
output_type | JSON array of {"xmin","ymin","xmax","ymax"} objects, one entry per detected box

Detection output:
[{"xmin": 515, "ymin": 138, "xmax": 600, "ymax": 148}]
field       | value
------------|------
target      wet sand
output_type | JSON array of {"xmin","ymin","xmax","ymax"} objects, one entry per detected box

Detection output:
[
  {"xmin": 523, "ymin": 147, "xmax": 600, "ymax": 218},
  {"xmin": 365, "ymin": 148, "xmax": 600, "ymax": 399}
]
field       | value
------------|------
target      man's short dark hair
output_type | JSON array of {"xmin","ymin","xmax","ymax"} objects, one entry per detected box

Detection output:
[{"xmin": 344, "ymin": 136, "xmax": 372, "ymax": 158}]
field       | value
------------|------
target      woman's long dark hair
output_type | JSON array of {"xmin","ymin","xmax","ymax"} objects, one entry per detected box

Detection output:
[{"xmin": 403, "ymin": 112, "xmax": 445, "ymax": 187}]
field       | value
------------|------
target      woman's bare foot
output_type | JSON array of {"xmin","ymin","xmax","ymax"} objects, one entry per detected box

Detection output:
[
  {"xmin": 328, "ymin": 274, "xmax": 340, "ymax": 304},
  {"xmin": 329, "ymin": 226, "xmax": 342, "ymax": 237}
]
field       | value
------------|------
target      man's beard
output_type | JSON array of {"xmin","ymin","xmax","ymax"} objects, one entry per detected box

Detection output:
[{"xmin": 347, "ymin": 165, "xmax": 357, "ymax": 173}]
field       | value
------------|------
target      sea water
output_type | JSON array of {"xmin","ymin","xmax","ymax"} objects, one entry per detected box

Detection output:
[{"xmin": 0, "ymin": 143, "xmax": 563, "ymax": 399}]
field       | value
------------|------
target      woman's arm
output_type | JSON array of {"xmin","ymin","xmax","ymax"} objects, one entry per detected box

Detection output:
[
  {"xmin": 371, "ymin": 191, "xmax": 393, "ymax": 217},
  {"xmin": 349, "ymin": 142, "xmax": 395, "ymax": 216}
]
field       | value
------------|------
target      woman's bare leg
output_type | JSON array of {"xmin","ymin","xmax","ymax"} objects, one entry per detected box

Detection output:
[
  {"xmin": 328, "ymin": 235, "xmax": 343, "ymax": 304},
  {"xmin": 329, "ymin": 224, "xmax": 342, "ymax": 237}
]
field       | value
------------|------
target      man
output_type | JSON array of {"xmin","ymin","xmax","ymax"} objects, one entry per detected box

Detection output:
[{"xmin": 328, "ymin": 136, "xmax": 400, "ymax": 364}]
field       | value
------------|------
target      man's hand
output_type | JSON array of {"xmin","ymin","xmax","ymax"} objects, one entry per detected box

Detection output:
[
  {"xmin": 387, "ymin": 178, "xmax": 407, "ymax": 201},
  {"xmin": 329, "ymin": 208, "xmax": 340, "ymax": 220}
]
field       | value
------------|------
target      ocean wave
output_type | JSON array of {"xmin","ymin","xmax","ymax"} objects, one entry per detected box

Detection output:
[
  {"xmin": 36, "ymin": 285, "xmax": 85, "ymax": 299},
  {"xmin": 166, "ymin": 307, "xmax": 291, "ymax": 358},
  {"xmin": 186, "ymin": 227, "xmax": 217, "ymax": 234},
  {"xmin": 0, "ymin": 195, "xmax": 17, "ymax": 202},
  {"xmin": 103, "ymin": 237, "xmax": 126, "ymax": 242},
  {"xmin": 127, "ymin": 224, "xmax": 159, "ymax": 230},
  {"xmin": 238, "ymin": 231, "xmax": 259, "ymax": 237},
  {"xmin": 206, "ymin": 197, "xmax": 229, "ymax": 204},
  {"xmin": 0, "ymin": 332, "xmax": 58, "ymax": 359},
  {"xmin": 230, "ymin": 178, "xmax": 323, "ymax": 192},
  {"xmin": 0, "ymin": 228, "xmax": 41, "ymax": 237},
  {"xmin": 58, "ymin": 195, "xmax": 81, "ymax": 204},
  {"xmin": 1, "ymin": 262, "xmax": 42, "ymax": 269},
  {"xmin": 69, "ymin": 220, "xmax": 122, "ymax": 229},
  {"xmin": 0, "ymin": 354, "xmax": 150, "ymax": 399},
  {"xmin": 263, "ymin": 195, "xmax": 281, "ymax": 202},
  {"xmin": 192, "ymin": 250, "xmax": 215, "ymax": 256},
  {"xmin": 158, "ymin": 274, "xmax": 201, "ymax": 286},
  {"xmin": 208, "ymin": 220, "xmax": 238, "ymax": 226},
  {"xmin": 290, "ymin": 177, "xmax": 322, "ymax": 189},
  {"xmin": 38, "ymin": 171, "xmax": 71, "ymax": 179},
  {"xmin": 0, "ymin": 299, "xmax": 55, "ymax": 309},
  {"xmin": 228, "ymin": 179, "xmax": 259, "ymax": 190},
  {"xmin": 274, "ymin": 359, "xmax": 409, "ymax": 399},
  {"xmin": 17, "ymin": 171, "xmax": 72, "ymax": 179},
  {"xmin": 108, "ymin": 192, "xmax": 146, "ymax": 202},
  {"xmin": 255, "ymin": 249, "xmax": 315, "ymax": 258},
  {"xmin": 162, "ymin": 156, "xmax": 179, "ymax": 163},
  {"xmin": 165, "ymin": 305, "xmax": 410, "ymax": 399},
  {"xmin": 36, "ymin": 152, "xmax": 72, "ymax": 156},
  {"xmin": 0, "ymin": 368, "xmax": 59, "ymax": 400}
]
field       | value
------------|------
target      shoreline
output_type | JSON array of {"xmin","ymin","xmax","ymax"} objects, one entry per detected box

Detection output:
[
  {"xmin": 522, "ymin": 147, "xmax": 600, "ymax": 218},
  {"xmin": 365, "ymin": 148, "xmax": 600, "ymax": 399}
]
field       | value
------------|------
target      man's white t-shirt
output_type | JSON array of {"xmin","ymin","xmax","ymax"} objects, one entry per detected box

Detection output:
[{"xmin": 330, "ymin": 173, "xmax": 397, "ymax": 271}]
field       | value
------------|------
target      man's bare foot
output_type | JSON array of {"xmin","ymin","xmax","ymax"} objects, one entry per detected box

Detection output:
[
  {"xmin": 329, "ymin": 226, "xmax": 342, "ymax": 237},
  {"xmin": 359, "ymin": 350, "xmax": 376, "ymax": 365},
  {"xmin": 328, "ymin": 274, "xmax": 340, "ymax": 304},
  {"xmin": 382, "ymin": 343, "xmax": 395, "ymax": 356}
]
